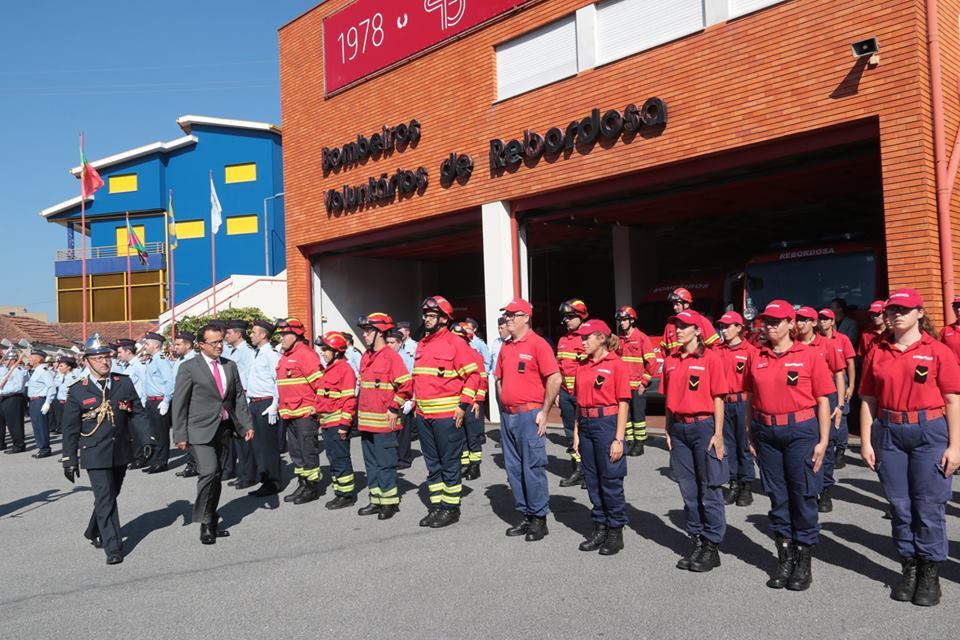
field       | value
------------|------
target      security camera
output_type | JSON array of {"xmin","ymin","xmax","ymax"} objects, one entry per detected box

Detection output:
[{"xmin": 851, "ymin": 38, "xmax": 880, "ymax": 66}]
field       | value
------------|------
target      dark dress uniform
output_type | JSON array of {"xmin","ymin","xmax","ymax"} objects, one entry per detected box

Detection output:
[{"xmin": 61, "ymin": 371, "xmax": 148, "ymax": 563}]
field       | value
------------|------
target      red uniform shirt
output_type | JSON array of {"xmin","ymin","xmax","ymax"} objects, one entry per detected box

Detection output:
[
  {"xmin": 857, "ymin": 328, "xmax": 885, "ymax": 358},
  {"xmin": 860, "ymin": 333, "xmax": 960, "ymax": 412},
  {"xmin": 357, "ymin": 346, "xmax": 413, "ymax": 432},
  {"xmin": 662, "ymin": 348, "xmax": 727, "ymax": 416},
  {"xmin": 495, "ymin": 330, "xmax": 559, "ymax": 408},
  {"xmin": 617, "ymin": 327, "xmax": 658, "ymax": 389},
  {"xmin": 744, "ymin": 341, "xmax": 835, "ymax": 415},
  {"xmin": 718, "ymin": 339, "xmax": 756, "ymax": 395},
  {"xmin": 556, "ymin": 331, "xmax": 585, "ymax": 392},
  {"xmin": 315, "ymin": 358, "xmax": 357, "ymax": 429},
  {"xmin": 412, "ymin": 328, "xmax": 481, "ymax": 419},
  {"xmin": 574, "ymin": 351, "xmax": 631, "ymax": 409},
  {"xmin": 826, "ymin": 332, "xmax": 855, "ymax": 363},
  {"xmin": 802, "ymin": 334, "xmax": 845, "ymax": 377},
  {"xmin": 660, "ymin": 315, "xmax": 721, "ymax": 356},
  {"xmin": 276, "ymin": 340, "xmax": 324, "ymax": 419},
  {"xmin": 939, "ymin": 324, "xmax": 960, "ymax": 364}
]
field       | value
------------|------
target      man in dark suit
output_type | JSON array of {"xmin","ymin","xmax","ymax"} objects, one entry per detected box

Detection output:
[
  {"xmin": 172, "ymin": 324, "xmax": 254, "ymax": 545},
  {"xmin": 61, "ymin": 334, "xmax": 150, "ymax": 565}
]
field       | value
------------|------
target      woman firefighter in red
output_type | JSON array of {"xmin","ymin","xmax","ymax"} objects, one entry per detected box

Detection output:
[
  {"xmin": 314, "ymin": 331, "xmax": 358, "ymax": 510},
  {"xmin": 716, "ymin": 311, "xmax": 757, "ymax": 507}
]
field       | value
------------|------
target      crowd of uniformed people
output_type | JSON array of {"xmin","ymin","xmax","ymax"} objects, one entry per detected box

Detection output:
[{"xmin": 1, "ymin": 285, "xmax": 958, "ymax": 607}]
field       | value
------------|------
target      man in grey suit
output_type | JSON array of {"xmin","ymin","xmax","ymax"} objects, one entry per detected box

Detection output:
[{"xmin": 172, "ymin": 324, "xmax": 254, "ymax": 545}]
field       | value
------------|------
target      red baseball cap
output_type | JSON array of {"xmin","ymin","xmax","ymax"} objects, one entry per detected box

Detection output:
[
  {"xmin": 952, "ymin": 296, "xmax": 960, "ymax": 305},
  {"xmin": 795, "ymin": 306, "xmax": 818, "ymax": 321},
  {"xmin": 758, "ymin": 300, "xmax": 796, "ymax": 321},
  {"xmin": 500, "ymin": 298, "xmax": 533, "ymax": 316},
  {"xmin": 886, "ymin": 289, "xmax": 923, "ymax": 309},
  {"xmin": 718, "ymin": 311, "xmax": 744, "ymax": 326},
  {"xmin": 818, "ymin": 308, "xmax": 835, "ymax": 320},
  {"xmin": 575, "ymin": 319, "xmax": 612, "ymax": 337},
  {"xmin": 868, "ymin": 300, "xmax": 886, "ymax": 314},
  {"xmin": 668, "ymin": 309, "xmax": 704, "ymax": 327}
]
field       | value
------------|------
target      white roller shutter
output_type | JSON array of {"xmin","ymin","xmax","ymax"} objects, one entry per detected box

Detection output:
[
  {"xmin": 596, "ymin": 0, "xmax": 705, "ymax": 66},
  {"xmin": 728, "ymin": 0, "xmax": 787, "ymax": 19},
  {"xmin": 496, "ymin": 15, "xmax": 579, "ymax": 101}
]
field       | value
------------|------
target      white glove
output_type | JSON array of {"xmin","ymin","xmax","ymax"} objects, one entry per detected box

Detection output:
[
  {"xmin": 402, "ymin": 400, "xmax": 414, "ymax": 415},
  {"xmin": 41, "ymin": 402, "xmax": 50, "ymax": 415},
  {"xmin": 262, "ymin": 402, "xmax": 278, "ymax": 425},
  {"xmin": 158, "ymin": 400, "xmax": 170, "ymax": 416}
]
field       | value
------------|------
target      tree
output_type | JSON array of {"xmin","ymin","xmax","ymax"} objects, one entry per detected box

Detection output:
[{"xmin": 163, "ymin": 307, "xmax": 279, "ymax": 344}]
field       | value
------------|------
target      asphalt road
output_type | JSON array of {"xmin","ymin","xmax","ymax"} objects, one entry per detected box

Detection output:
[{"xmin": 1, "ymin": 426, "xmax": 958, "ymax": 640}]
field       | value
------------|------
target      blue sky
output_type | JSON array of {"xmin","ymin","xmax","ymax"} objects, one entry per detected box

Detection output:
[{"xmin": 0, "ymin": 0, "xmax": 321, "ymax": 319}]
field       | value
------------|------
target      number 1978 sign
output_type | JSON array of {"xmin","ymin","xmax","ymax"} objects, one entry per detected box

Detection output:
[{"xmin": 323, "ymin": 0, "xmax": 536, "ymax": 95}]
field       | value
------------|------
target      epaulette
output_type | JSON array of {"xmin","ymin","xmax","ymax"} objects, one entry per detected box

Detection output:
[{"xmin": 68, "ymin": 376, "xmax": 84, "ymax": 388}]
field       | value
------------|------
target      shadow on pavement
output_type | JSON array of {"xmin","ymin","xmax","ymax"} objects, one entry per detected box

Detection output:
[
  {"xmin": 623, "ymin": 504, "xmax": 689, "ymax": 557},
  {"xmin": 550, "ymin": 494, "xmax": 595, "ymax": 538},
  {"xmin": 485, "ymin": 483, "xmax": 519, "ymax": 528},
  {"xmin": 0, "ymin": 487, "xmax": 89, "ymax": 518},
  {"xmin": 122, "ymin": 499, "xmax": 192, "ymax": 555}
]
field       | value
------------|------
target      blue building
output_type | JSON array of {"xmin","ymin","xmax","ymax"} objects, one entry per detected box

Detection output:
[{"xmin": 39, "ymin": 115, "xmax": 285, "ymax": 323}]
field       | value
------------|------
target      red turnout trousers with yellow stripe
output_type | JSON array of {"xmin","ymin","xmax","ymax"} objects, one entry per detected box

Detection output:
[
  {"xmin": 316, "ymin": 358, "xmax": 358, "ymax": 495},
  {"xmin": 618, "ymin": 327, "xmax": 658, "ymax": 442},
  {"xmin": 276, "ymin": 340, "xmax": 323, "ymax": 481}
]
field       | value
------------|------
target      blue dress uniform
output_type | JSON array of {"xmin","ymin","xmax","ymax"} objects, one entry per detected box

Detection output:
[
  {"xmin": 143, "ymin": 333, "xmax": 175, "ymax": 472},
  {"xmin": 246, "ymin": 326, "xmax": 282, "ymax": 493},
  {"xmin": 860, "ymin": 294, "xmax": 960, "ymax": 606},
  {"xmin": 26, "ymin": 354, "xmax": 56, "ymax": 457},
  {"xmin": 61, "ymin": 335, "xmax": 149, "ymax": 564},
  {"xmin": 0, "ymin": 352, "xmax": 28, "ymax": 452},
  {"xmin": 111, "ymin": 343, "xmax": 150, "ymax": 465},
  {"xmin": 222, "ymin": 326, "xmax": 256, "ymax": 486}
]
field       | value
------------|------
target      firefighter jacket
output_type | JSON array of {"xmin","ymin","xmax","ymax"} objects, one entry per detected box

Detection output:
[
  {"xmin": 556, "ymin": 331, "xmax": 586, "ymax": 393},
  {"xmin": 315, "ymin": 357, "xmax": 357, "ymax": 429},
  {"xmin": 276, "ymin": 340, "xmax": 323, "ymax": 419},
  {"xmin": 618, "ymin": 327, "xmax": 659, "ymax": 389},
  {"xmin": 357, "ymin": 346, "xmax": 413, "ymax": 432},
  {"xmin": 412, "ymin": 328, "xmax": 481, "ymax": 419}
]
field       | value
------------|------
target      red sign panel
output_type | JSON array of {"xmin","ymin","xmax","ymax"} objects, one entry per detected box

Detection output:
[{"xmin": 323, "ymin": 0, "xmax": 536, "ymax": 95}]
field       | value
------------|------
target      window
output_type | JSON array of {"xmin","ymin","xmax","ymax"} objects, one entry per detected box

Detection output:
[
  {"xmin": 226, "ymin": 215, "xmax": 259, "ymax": 235},
  {"xmin": 496, "ymin": 15, "xmax": 578, "ymax": 100},
  {"xmin": 177, "ymin": 220, "xmax": 205, "ymax": 240},
  {"xmin": 225, "ymin": 162, "xmax": 257, "ymax": 184},
  {"xmin": 115, "ymin": 225, "xmax": 146, "ymax": 257},
  {"xmin": 108, "ymin": 174, "xmax": 138, "ymax": 193},
  {"xmin": 596, "ymin": 0, "xmax": 704, "ymax": 66},
  {"xmin": 56, "ymin": 271, "xmax": 163, "ymax": 322},
  {"xmin": 728, "ymin": 0, "xmax": 787, "ymax": 18}
]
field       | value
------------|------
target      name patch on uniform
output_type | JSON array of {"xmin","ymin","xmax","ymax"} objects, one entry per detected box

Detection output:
[
  {"xmin": 786, "ymin": 371, "xmax": 799, "ymax": 386},
  {"xmin": 913, "ymin": 355, "xmax": 934, "ymax": 362},
  {"xmin": 688, "ymin": 375, "xmax": 701, "ymax": 391},
  {"xmin": 915, "ymin": 365, "xmax": 929, "ymax": 383},
  {"xmin": 689, "ymin": 365, "xmax": 705, "ymax": 372},
  {"xmin": 784, "ymin": 362, "xmax": 804, "ymax": 367},
  {"xmin": 519, "ymin": 353, "xmax": 533, "ymax": 360},
  {"xmin": 82, "ymin": 397, "xmax": 97, "ymax": 406}
]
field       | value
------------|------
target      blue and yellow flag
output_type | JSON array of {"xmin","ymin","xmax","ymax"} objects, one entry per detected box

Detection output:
[{"xmin": 168, "ymin": 190, "xmax": 178, "ymax": 250}]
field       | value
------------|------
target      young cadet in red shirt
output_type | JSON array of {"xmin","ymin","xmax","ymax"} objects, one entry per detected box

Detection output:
[
  {"xmin": 355, "ymin": 313, "xmax": 413, "ymax": 520},
  {"xmin": 314, "ymin": 331, "xmax": 358, "ymax": 510},
  {"xmin": 662, "ymin": 310, "xmax": 728, "ymax": 572},
  {"xmin": 794, "ymin": 306, "xmax": 846, "ymax": 514},
  {"xmin": 938, "ymin": 295, "xmax": 960, "ymax": 364},
  {"xmin": 716, "ymin": 311, "xmax": 757, "ymax": 507},
  {"xmin": 744, "ymin": 300, "xmax": 834, "ymax": 592},
  {"xmin": 451, "ymin": 322, "xmax": 487, "ymax": 481},
  {"xmin": 859, "ymin": 300, "xmax": 888, "ymax": 358},
  {"xmin": 614, "ymin": 306, "xmax": 658, "ymax": 456},
  {"xmin": 556, "ymin": 299, "xmax": 589, "ymax": 488},
  {"xmin": 661, "ymin": 288, "xmax": 721, "ymax": 356},
  {"xmin": 496, "ymin": 298, "xmax": 562, "ymax": 542},
  {"xmin": 572, "ymin": 320, "xmax": 631, "ymax": 556},
  {"xmin": 275, "ymin": 319, "xmax": 325, "ymax": 505},
  {"xmin": 412, "ymin": 295, "xmax": 481, "ymax": 529},
  {"xmin": 860, "ymin": 289, "xmax": 960, "ymax": 607},
  {"xmin": 819, "ymin": 308, "xmax": 857, "ymax": 471}
]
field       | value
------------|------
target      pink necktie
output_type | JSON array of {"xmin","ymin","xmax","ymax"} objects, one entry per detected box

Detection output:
[{"xmin": 211, "ymin": 360, "xmax": 228, "ymax": 420}]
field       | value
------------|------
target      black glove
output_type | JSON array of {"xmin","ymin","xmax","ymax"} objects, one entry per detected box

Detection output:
[{"xmin": 64, "ymin": 465, "xmax": 80, "ymax": 484}]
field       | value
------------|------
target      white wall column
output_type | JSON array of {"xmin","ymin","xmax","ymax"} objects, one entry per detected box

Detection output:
[
  {"xmin": 482, "ymin": 200, "xmax": 516, "ymax": 424},
  {"xmin": 612, "ymin": 226, "xmax": 633, "ymax": 308}
]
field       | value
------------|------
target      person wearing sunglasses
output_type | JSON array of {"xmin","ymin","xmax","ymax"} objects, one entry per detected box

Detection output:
[{"xmin": 860, "ymin": 289, "xmax": 960, "ymax": 607}]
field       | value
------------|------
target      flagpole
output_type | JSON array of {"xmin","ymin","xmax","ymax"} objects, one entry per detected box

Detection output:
[
  {"xmin": 210, "ymin": 170, "xmax": 217, "ymax": 318},
  {"xmin": 164, "ymin": 189, "xmax": 171, "ymax": 315},
  {"xmin": 125, "ymin": 211, "xmax": 133, "ymax": 339},
  {"xmin": 80, "ymin": 132, "xmax": 88, "ymax": 342},
  {"xmin": 169, "ymin": 189, "xmax": 177, "ymax": 339}
]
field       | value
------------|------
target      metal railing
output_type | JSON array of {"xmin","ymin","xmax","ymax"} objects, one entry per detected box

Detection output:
[{"xmin": 56, "ymin": 241, "xmax": 166, "ymax": 262}]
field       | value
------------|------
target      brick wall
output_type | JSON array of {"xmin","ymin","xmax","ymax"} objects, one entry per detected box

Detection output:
[{"xmin": 280, "ymin": 0, "xmax": 946, "ymax": 328}]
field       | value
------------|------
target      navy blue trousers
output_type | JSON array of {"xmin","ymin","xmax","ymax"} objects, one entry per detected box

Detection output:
[
  {"xmin": 461, "ymin": 403, "xmax": 484, "ymax": 465},
  {"xmin": 822, "ymin": 392, "xmax": 842, "ymax": 489},
  {"xmin": 580, "ymin": 414, "xmax": 628, "ymax": 527},
  {"xmin": 755, "ymin": 417, "xmax": 823, "ymax": 545},
  {"xmin": 321, "ymin": 427, "xmax": 355, "ymax": 496},
  {"xmin": 875, "ymin": 414, "xmax": 953, "ymax": 561},
  {"xmin": 361, "ymin": 430, "xmax": 399, "ymax": 505},
  {"xmin": 501, "ymin": 409, "xmax": 550, "ymax": 517},
  {"xmin": 559, "ymin": 387, "xmax": 580, "ymax": 462},
  {"xmin": 417, "ymin": 416, "xmax": 464, "ymax": 510},
  {"xmin": 723, "ymin": 400, "xmax": 755, "ymax": 481},
  {"xmin": 28, "ymin": 398, "xmax": 50, "ymax": 453},
  {"xmin": 669, "ymin": 418, "xmax": 726, "ymax": 543}
]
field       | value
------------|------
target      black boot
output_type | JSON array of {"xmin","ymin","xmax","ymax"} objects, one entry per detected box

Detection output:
[
  {"xmin": 292, "ymin": 479, "xmax": 320, "ymax": 505},
  {"xmin": 633, "ymin": 441, "xmax": 645, "ymax": 456},
  {"xmin": 559, "ymin": 461, "xmax": 583, "ymax": 488},
  {"xmin": 465, "ymin": 462, "xmax": 481, "ymax": 480},
  {"xmin": 834, "ymin": 446, "xmax": 846, "ymax": 469},
  {"xmin": 625, "ymin": 440, "xmax": 636, "ymax": 456},
  {"xmin": 677, "ymin": 534, "xmax": 703, "ymax": 570},
  {"xmin": 460, "ymin": 462, "xmax": 470, "ymax": 476},
  {"xmin": 912, "ymin": 560, "xmax": 942, "ymax": 606},
  {"xmin": 689, "ymin": 538, "xmax": 721, "ymax": 572},
  {"xmin": 579, "ymin": 522, "xmax": 608, "ymax": 551},
  {"xmin": 506, "ymin": 516, "xmax": 531, "ymax": 537},
  {"xmin": 377, "ymin": 504, "xmax": 399, "ymax": 520},
  {"xmin": 429, "ymin": 508, "xmax": 460, "ymax": 528},
  {"xmin": 284, "ymin": 477, "xmax": 306, "ymax": 503},
  {"xmin": 767, "ymin": 536, "xmax": 796, "ymax": 589},
  {"xmin": 599, "ymin": 526, "xmax": 624, "ymax": 556},
  {"xmin": 787, "ymin": 543, "xmax": 813, "ymax": 591},
  {"xmin": 722, "ymin": 480, "xmax": 739, "ymax": 505},
  {"xmin": 419, "ymin": 508, "xmax": 441, "ymax": 527},
  {"xmin": 891, "ymin": 557, "xmax": 918, "ymax": 602},
  {"xmin": 524, "ymin": 516, "xmax": 548, "ymax": 542},
  {"xmin": 736, "ymin": 480, "xmax": 753, "ymax": 507},
  {"xmin": 357, "ymin": 502, "xmax": 381, "ymax": 516},
  {"xmin": 324, "ymin": 494, "xmax": 357, "ymax": 510},
  {"xmin": 818, "ymin": 486, "xmax": 833, "ymax": 513}
]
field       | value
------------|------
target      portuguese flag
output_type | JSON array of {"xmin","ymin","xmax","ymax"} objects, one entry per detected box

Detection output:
[
  {"xmin": 79, "ymin": 136, "xmax": 104, "ymax": 198},
  {"xmin": 127, "ymin": 220, "xmax": 148, "ymax": 265}
]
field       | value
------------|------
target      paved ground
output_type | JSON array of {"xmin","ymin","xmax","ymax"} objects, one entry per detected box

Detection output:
[{"xmin": 1, "ymin": 424, "xmax": 958, "ymax": 640}]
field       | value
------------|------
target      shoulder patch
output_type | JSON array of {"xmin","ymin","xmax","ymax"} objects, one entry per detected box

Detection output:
[{"xmin": 81, "ymin": 378, "xmax": 88, "ymax": 386}]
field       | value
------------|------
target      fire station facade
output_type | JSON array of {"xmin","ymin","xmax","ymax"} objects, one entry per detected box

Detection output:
[{"xmin": 279, "ymin": 0, "xmax": 960, "ymax": 346}]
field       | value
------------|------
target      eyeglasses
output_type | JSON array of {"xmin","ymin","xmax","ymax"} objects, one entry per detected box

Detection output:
[
  {"xmin": 203, "ymin": 340, "xmax": 224, "ymax": 347},
  {"xmin": 884, "ymin": 306, "xmax": 917, "ymax": 316},
  {"xmin": 422, "ymin": 312, "xmax": 440, "ymax": 319},
  {"xmin": 761, "ymin": 317, "xmax": 787, "ymax": 327},
  {"xmin": 503, "ymin": 312, "xmax": 527, "ymax": 319}
]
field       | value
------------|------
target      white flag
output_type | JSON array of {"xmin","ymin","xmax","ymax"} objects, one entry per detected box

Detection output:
[{"xmin": 210, "ymin": 175, "xmax": 223, "ymax": 235}]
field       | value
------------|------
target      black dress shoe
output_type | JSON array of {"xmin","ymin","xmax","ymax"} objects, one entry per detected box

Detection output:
[
  {"xmin": 235, "ymin": 480, "xmax": 257, "ymax": 490},
  {"xmin": 358, "ymin": 503, "xmax": 381, "ymax": 516},
  {"xmin": 33, "ymin": 450, "xmax": 51, "ymax": 459},
  {"xmin": 213, "ymin": 527, "xmax": 230, "ymax": 538},
  {"xmin": 179, "ymin": 468, "xmax": 199, "ymax": 478},
  {"xmin": 249, "ymin": 482, "xmax": 280, "ymax": 497},
  {"xmin": 128, "ymin": 459, "xmax": 146, "ymax": 470},
  {"xmin": 84, "ymin": 533, "xmax": 103, "ymax": 549},
  {"xmin": 145, "ymin": 464, "xmax": 168, "ymax": 474},
  {"xmin": 200, "ymin": 524, "xmax": 217, "ymax": 545},
  {"xmin": 106, "ymin": 552, "xmax": 124, "ymax": 565}
]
